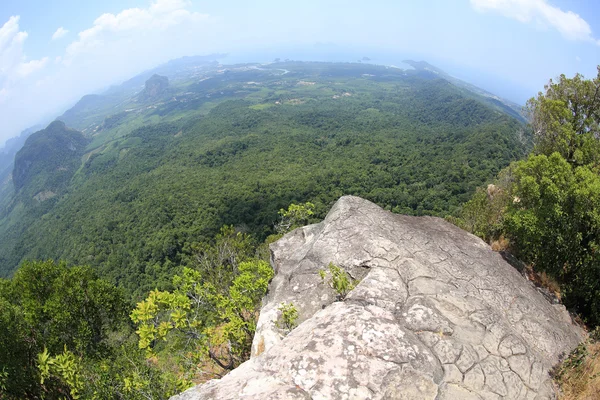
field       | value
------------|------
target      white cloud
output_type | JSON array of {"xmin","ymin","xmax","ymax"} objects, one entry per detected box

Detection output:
[
  {"xmin": 52, "ymin": 27, "xmax": 69, "ymax": 40},
  {"xmin": 66, "ymin": 0, "xmax": 209, "ymax": 59},
  {"xmin": 16, "ymin": 57, "xmax": 49, "ymax": 77},
  {"xmin": 0, "ymin": 16, "xmax": 49, "ymax": 84},
  {"xmin": 0, "ymin": 0, "xmax": 220, "ymax": 144},
  {"xmin": 0, "ymin": 15, "xmax": 52, "ymax": 141},
  {"xmin": 471, "ymin": 0, "xmax": 599, "ymax": 44}
]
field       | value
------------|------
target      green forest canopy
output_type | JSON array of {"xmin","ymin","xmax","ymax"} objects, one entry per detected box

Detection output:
[{"xmin": 0, "ymin": 62, "xmax": 527, "ymax": 297}]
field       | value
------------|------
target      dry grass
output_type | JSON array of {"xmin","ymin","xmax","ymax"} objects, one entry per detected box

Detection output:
[
  {"xmin": 539, "ymin": 271, "xmax": 562, "ymax": 300},
  {"xmin": 491, "ymin": 236, "xmax": 509, "ymax": 252},
  {"xmin": 523, "ymin": 264, "xmax": 562, "ymax": 301},
  {"xmin": 556, "ymin": 340, "xmax": 600, "ymax": 399}
]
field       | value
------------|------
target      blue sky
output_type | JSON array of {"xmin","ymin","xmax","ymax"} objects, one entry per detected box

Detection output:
[{"xmin": 0, "ymin": 0, "xmax": 599, "ymax": 145}]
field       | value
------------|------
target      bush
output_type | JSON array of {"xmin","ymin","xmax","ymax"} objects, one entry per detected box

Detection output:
[
  {"xmin": 319, "ymin": 263, "xmax": 357, "ymax": 300},
  {"xmin": 276, "ymin": 303, "xmax": 299, "ymax": 334}
]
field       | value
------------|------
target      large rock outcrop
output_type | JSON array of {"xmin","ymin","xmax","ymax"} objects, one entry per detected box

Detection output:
[
  {"xmin": 173, "ymin": 196, "xmax": 584, "ymax": 400},
  {"xmin": 13, "ymin": 121, "xmax": 89, "ymax": 196},
  {"xmin": 142, "ymin": 74, "xmax": 169, "ymax": 99}
]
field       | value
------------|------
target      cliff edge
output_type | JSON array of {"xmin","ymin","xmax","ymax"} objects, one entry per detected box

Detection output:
[{"xmin": 173, "ymin": 195, "xmax": 584, "ymax": 399}]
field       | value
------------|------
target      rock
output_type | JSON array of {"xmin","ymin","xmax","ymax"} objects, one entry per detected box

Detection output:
[
  {"xmin": 13, "ymin": 121, "xmax": 89, "ymax": 195},
  {"xmin": 142, "ymin": 74, "xmax": 169, "ymax": 98},
  {"xmin": 172, "ymin": 196, "xmax": 584, "ymax": 400}
]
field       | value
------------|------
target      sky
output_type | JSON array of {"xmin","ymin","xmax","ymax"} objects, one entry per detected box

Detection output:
[{"xmin": 0, "ymin": 0, "xmax": 599, "ymax": 146}]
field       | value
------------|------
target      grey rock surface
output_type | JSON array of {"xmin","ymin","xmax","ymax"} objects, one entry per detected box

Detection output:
[{"xmin": 172, "ymin": 196, "xmax": 584, "ymax": 400}]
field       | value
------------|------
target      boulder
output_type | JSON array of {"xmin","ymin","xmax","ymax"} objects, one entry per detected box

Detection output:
[{"xmin": 173, "ymin": 196, "xmax": 584, "ymax": 400}]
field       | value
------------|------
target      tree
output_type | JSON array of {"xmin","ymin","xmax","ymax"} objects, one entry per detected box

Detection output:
[
  {"xmin": 526, "ymin": 66, "xmax": 600, "ymax": 166},
  {"xmin": 455, "ymin": 67, "xmax": 600, "ymax": 326},
  {"xmin": 275, "ymin": 202, "xmax": 315, "ymax": 234},
  {"xmin": 504, "ymin": 153, "xmax": 600, "ymax": 324},
  {"xmin": 131, "ymin": 259, "xmax": 273, "ymax": 378},
  {"xmin": 0, "ymin": 260, "xmax": 127, "ymax": 399},
  {"xmin": 189, "ymin": 225, "xmax": 255, "ymax": 293}
]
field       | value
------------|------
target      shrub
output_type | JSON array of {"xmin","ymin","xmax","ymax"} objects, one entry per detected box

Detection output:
[
  {"xmin": 319, "ymin": 262, "xmax": 357, "ymax": 300},
  {"xmin": 276, "ymin": 302, "xmax": 299, "ymax": 334}
]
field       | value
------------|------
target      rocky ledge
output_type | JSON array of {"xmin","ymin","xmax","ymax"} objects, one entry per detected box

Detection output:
[{"xmin": 173, "ymin": 195, "xmax": 584, "ymax": 400}]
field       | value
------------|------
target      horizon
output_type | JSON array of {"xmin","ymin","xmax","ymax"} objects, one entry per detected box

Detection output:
[{"xmin": 1, "ymin": 0, "xmax": 599, "ymax": 146}]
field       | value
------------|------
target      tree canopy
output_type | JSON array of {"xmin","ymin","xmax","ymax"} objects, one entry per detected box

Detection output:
[
  {"xmin": 457, "ymin": 66, "xmax": 600, "ymax": 326},
  {"xmin": 526, "ymin": 66, "xmax": 600, "ymax": 166}
]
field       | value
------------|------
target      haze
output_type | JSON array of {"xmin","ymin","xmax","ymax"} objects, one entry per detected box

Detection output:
[{"xmin": 0, "ymin": 0, "xmax": 599, "ymax": 146}]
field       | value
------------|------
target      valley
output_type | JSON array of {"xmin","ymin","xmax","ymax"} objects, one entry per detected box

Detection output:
[{"xmin": 0, "ymin": 59, "xmax": 527, "ymax": 297}]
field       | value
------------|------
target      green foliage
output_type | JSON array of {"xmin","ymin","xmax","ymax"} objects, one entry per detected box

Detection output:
[
  {"xmin": 185, "ymin": 225, "xmax": 256, "ymax": 293},
  {"xmin": 448, "ymin": 175, "xmax": 512, "ymax": 243},
  {"xmin": 131, "ymin": 245, "xmax": 273, "ymax": 377},
  {"xmin": 0, "ymin": 367, "xmax": 7, "ymax": 393},
  {"xmin": 276, "ymin": 302, "xmax": 299, "ymax": 334},
  {"xmin": 276, "ymin": 202, "xmax": 315, "ymax": 234},
  {"xmin": 555, "ymin": 342, "xmax": 590, "ymax": 381},
  {"xmin": 526, "ymin": 66, "xmax": 600, "ymax": 166},
  {"xmin": 504, "ymin": 152, "xmax": 600, "ymax": 324},
  {"xmin": 0, "ymin": 62, "xmax": 526, "ymax": 294},
  {"xmin": 319, "ymin": 262, "xmax": 357, "ymax": 300},
  {"xmin": 0, "ymin": 260, "xmax": 128, "ymax": 399},
  {"xmin": 455, "ymin": 67, "xmax": 600, "ymax": 326},
  {"xmin": 38, "ymin": 346, "xmax": 84, "ymax": 399}
]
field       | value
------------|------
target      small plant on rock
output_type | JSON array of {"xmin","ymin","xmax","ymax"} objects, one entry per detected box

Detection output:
[
  {"xmin": 276, "ymin": 302, "xmax": 299, "ymax": 334},
  {"xmin": 319, "ymin": 262, "xmax": 357, "ymax": 300},
  {"xmin": 275, "ymin": 202, "xmax": 315, "ymax": 234}
]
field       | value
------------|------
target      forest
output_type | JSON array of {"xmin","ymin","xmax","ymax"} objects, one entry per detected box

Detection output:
[
  {"xmin": 6, "ymin": 60, "xmax": 600, "ymax": 399},
  {"xmin": 0, "ymin": 62, "xmax": 527, "ymax": 297}
]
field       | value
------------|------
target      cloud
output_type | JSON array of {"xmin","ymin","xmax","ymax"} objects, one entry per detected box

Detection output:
[
  {"xmin": 471, "ymin": 0, "xmax": 599, "ymax": 44},
  {"xmin": 66, "ymin": 0, "xmax": 209, "ymax": 59},
  {"xmin": 0, "ymin": 0, "xmax": 221, "ymax": 144},
  {"xmin": 16, "ymin": 57, "xmax": 49, "ymax": 77},
  {"xmin": 0, "ymin": 15, "xmax": 54, "ymax": 143},
  {"xmin": 52, "ymin": 27, "xmax": 69, "ymax": 40},
  {"xmin": 0, "ymin": 16, "xmax": 49, "ymax": 86}
]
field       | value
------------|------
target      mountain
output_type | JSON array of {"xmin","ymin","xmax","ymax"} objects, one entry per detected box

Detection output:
[
  {"xmin": 13, "ymin": 121, "xmax": 89, "ymax": 197},
  {"xmin": 0, "ymin": 125, "xmax": 42, "ymax": 182},
  {"xmin": 140, "ymin": 74, "xmax": 169, "ymax": 100},
  {"xmin": 0, "ymin": 125, "xmax": 44, "ymax": 211},
  {"xmin": 0, "ymin": 59, "xmax": 528, "ymax": 296},
  {"xmin": 403, "ymin": 60, "xmax": 526, "ymax": 122}
]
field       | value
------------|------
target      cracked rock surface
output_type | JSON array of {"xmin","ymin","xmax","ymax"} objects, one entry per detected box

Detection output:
[{"xmin": 171, "ymin": 196, "xmax": 584, "ymax": 400}]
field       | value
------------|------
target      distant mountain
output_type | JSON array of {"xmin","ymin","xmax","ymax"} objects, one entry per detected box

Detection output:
[
  {"xmin": 56, "ymin": 54, "xmax": 223, "ymax": 134},
  {"xmin": 13, "ymin": 121, "xmax": 89, "ymax": 198},
  {"xmin": 0, "ymin": 125, "xmax": 42, "ymax": 157},
  {"xmin": 140, "ymin": 74, "xmax": 169, "ymax": 100},
  {"xmin": 0, "ymin": 125, "xmax": 42, "ymax": 172},
  {"xmin": 0, "ymin": 125, "xmax": 44, "ymax": 209},
  {"xmin": 403, "ymin": 60, "xmax": 525, "ymax": 122}
]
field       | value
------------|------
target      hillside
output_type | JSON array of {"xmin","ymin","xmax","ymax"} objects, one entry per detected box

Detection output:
[
  {"xmin": 0, "ymin": 60, "xmax": 527, "ymax": 297},
  {"xmin": 403, "ymin": 60, "xmax": 525, "ymax": 122},
  {"xmin": 13, "ymin": 121, "xmax": 89, "ymax": 196}
]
